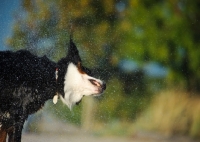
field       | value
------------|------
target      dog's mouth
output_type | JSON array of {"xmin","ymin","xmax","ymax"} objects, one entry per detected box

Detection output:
[
  {"xmin": 74, "ymin": 81, "xmax": 106, "ymax": 106},
  {"xmin": 76, "ymin": 99, "xmax": 82, "ymax": 105},
  {"xmin": 75, "ymin": 84, "xmax": 106, "ymax": 106},
  {"xmin": 93, "ymin": 89, "xmax": 104, "ymax": 96}
]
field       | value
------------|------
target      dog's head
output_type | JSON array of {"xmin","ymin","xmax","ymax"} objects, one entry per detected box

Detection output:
[{"xmin": 57, "ymin": 38, "xmax": 106, "ymax": 109}]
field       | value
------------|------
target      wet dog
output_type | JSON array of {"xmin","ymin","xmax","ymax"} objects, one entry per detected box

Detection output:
[{"xmin": 0, "ymin": 38, "xmax": 106, "ymax": 142}]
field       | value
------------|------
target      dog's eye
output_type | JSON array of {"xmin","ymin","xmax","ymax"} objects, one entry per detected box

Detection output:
[
  {"xmin": 89, "ymin": 79, "xmax": 100, "ymax": 87},
  {"xmin": 89, "ymin": 79, "xmax": 96, "ymax": 85}
]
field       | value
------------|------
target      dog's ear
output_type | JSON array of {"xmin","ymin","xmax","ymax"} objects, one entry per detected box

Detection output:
[{"xmin": 67, "ymin": 38, "xmax": 81, "ymax": 64}]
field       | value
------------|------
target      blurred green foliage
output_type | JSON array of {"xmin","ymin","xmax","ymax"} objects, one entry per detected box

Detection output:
[
  {"xmin": 47, "ymin": 100, "xmax": 82, "ymax": 125},
  {"xmin": 6, "ymin": 0, "xmax": 200, "ymax": 123},
  {"xmin": 118, "ymin": 0, "xmax": 200, "ymax": 92},
  {"xmin": 96, "ymin": 77, "xmax": 151, "ymax": 122}
]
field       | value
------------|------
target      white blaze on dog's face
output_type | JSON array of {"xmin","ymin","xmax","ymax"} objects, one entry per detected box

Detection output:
[
  {"xmin": 58, "ymin": 38, "xmax": 106, "ymax": 109},
  {"xmin": 60, "ymin": 62, "xmax": 106, "ymax": 109}
]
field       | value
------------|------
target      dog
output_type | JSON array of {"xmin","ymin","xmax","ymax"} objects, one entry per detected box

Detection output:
[{"xmin": 0, "ymin": 38, "xmax": 106, "ymax": 142}]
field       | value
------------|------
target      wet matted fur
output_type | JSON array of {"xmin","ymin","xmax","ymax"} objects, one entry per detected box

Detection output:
[{"xmin": 0, "ymin": 39, "xmax": 106, "ymax": 142}]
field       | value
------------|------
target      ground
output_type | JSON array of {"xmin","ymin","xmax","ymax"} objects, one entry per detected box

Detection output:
[{"xmin": 21, "ymin": 111, "xmax": 198, "ymax": 142}]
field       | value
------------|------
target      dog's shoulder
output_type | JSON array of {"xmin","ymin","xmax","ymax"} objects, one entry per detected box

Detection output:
[
  {"xmin": 0, "ymin": 49, "xmax": 55, "ymax": 77},
  {"xmin": 0, "ymin": 50, "xmax": 13, "ymax": 59},
  {"xmin": 15, "ymin": 49, "xmax": 34, "ymax": 56},
  {"xmin": 0, "ymin": 49, "xmax": 52, "ymax": 64},
  {"xmin": 0, "ymin": 49, "xmax": 34, "ymax": 60},
  {"xmin": 14, "ymin": 49, "xmax": 38, "ymax": 60},
  {"xmin": 0, "ymin": 49, "xmax": 56, "ymax": 95}
]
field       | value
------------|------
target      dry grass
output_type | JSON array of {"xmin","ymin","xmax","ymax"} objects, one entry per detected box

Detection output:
[{"xmin": 135, "ymin": 90, "xmax": 200, "ymax": 138}]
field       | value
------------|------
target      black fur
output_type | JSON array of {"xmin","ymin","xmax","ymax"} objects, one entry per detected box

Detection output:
[{"xmin": 0, "ymin": 39, "xmax": 82, "ymax": 142}]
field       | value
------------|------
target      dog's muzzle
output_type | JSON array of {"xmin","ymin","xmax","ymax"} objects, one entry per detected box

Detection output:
[{"xmin": 98, "ymin": 82, "xmax": 106, "ymax": 94}]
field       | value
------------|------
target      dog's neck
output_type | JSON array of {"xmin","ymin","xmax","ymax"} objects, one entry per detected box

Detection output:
[
  {"xmin": 55, "ymin": 68, "xmax": 58, "ymax": 82},
  {"xmin": 53, "ymin": 67, "xmax": 59, "ymax": 104}
]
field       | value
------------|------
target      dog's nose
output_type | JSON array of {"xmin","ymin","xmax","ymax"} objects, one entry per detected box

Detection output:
[{"xmin": 102, "ymin": 82, "xmax": 106, "ymax": 90}]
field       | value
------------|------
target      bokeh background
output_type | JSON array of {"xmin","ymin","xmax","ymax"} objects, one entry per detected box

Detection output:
[{"xmin": 1, "ymin": 0, "xmax": 200, "ymax": 141}]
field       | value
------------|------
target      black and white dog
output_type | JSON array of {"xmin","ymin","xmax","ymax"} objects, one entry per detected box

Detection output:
[{"xmin": 0, "ymin": 38, "xmax": 106, "ymax": 142}]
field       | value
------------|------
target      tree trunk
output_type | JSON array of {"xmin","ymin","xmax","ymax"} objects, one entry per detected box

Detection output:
[{"xmin": 81, "ymin": 97, "xmax": 96, "ymax": 131}]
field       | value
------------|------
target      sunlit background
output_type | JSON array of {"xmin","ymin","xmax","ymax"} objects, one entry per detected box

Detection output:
[{"xmin": 1, "ymin": 0, "xmax": 200, "ymax": 142}]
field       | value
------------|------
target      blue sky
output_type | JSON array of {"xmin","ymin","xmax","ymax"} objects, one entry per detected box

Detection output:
[{"xmin": 0, "ymin": 0, "xmax": 19, "ymax": 50}]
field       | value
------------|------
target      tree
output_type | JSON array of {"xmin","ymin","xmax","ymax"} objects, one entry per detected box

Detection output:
[
  {"xmin": 8, "ymin": 0, "xmax": 119, "ymax": 64},
  {"xmin": 117, "ymin": 0, "xmax": 200, "ymax": 92}
]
